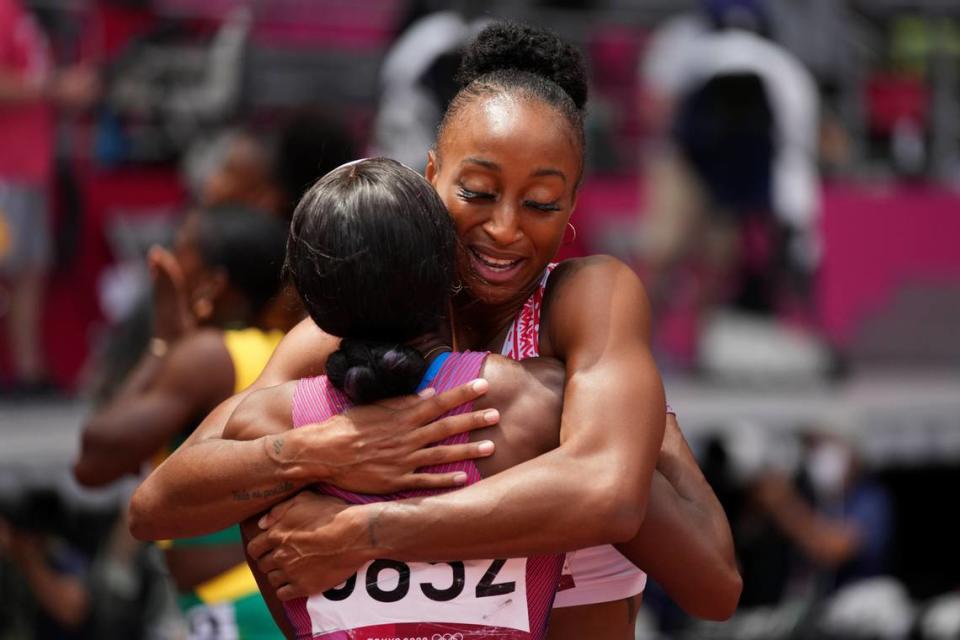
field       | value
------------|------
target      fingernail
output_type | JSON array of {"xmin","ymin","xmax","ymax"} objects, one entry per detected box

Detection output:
[
  {"xmin": 483, "ymin": 409, "xmax": 499, "ymax": 424},
  {"xmin": 471, "ymin": 379, "xmax": 488, "ymax": 393},
  {"xmin": 258, "ymin": 515, "xmax": 269, "ymax": 529},
  {"xmin": 418, "ymin": 387, "xmax": 436, "ymax": 399},
  {"xmin": 452, "ymin": 472, "xmax": 468, "ymax": 485},
  {"xmin": 477, "ymin": 440, "xmax": 495, "ymax": 455}
]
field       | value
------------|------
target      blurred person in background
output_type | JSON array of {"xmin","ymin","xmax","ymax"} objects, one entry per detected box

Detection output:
[
  {"xmin": 371, "ymin": 9, "xmax": 488, "ymax": 171},
  {"xmin": 198, "ymin": 110, "xmax": 357, "ymax": 222},
  {"xmin": 636, "ymin": 0, "xmax": 825, "ymax": 374},
  {"xmin": 754, "ymin": 432, "xmax": 892, "ymax": 592},
  {"xmin": 0, "ymin": 0, "xmax": 97, "ymax": 396},
  {"xmin": 698, "ymin": 424, "xmax": 895, "ymax": 639},
  {"xmin": 0, "ymin": 487, "xmax": 174, "ymax": 639},
  {"xmin": 87, "ymin": 109, "xmax": 356, "ymax": 404},
  {"xmin": 74, "ymin": 205, "xmax": 288, "ymax": 640}
]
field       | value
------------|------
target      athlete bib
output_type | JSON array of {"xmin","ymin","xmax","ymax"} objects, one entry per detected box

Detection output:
[
  {"xmin": 304, "ymin": 557, "xmax": 529, "ymax": 638},
  {"xmin": 285, "ymin": 352, "xmax": 562, "ymax": 639}
]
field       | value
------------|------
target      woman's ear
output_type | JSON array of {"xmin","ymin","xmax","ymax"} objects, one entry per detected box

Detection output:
[
  {"xmin": 192, "ymin": 268, "xmax": 228, "ymax": 317},
  {"xmin": 425, "ymin": 150, "xmax": 439, "ymax": 186}
]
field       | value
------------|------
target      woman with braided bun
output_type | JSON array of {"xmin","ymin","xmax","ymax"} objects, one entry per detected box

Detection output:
[
  {"xmin": 233, "ymin": 157, "xmax": 571, "ymax": 639},
  {"xmin": 132, "ymin": 23, "xmax": 740, "ymax": 638}
]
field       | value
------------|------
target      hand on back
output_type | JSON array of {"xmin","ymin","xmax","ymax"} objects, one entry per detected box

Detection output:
[{"xmin": 253, "ymin": 379, "xmax": 500, "ymax": 494}]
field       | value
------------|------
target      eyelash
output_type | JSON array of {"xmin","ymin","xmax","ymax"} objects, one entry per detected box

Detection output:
[
  {"xmin": 458, "ymin": 187, "xmax": 494, "ymax": 201},
  {"xmin": 458, "ymin": 187, "xmax": 561, "ymax": 212},
  {"xmin": 525, "ymin": 200, "xmax": 562, "ymax": 213}
]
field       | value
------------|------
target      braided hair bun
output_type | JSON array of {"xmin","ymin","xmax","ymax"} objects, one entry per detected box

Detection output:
[
  {"xmin": 456, "ymin": 22, "xmax": 587, "ymax": 112},
  {"xmin": 325, "ymin": 338, "xmax": 427, "ymax": 405}
]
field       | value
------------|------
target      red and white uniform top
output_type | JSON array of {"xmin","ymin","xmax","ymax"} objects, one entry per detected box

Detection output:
[
  {"xmin": 284, "ymin": 350, "xmax": 564, "ymax": 640},
  {"xmin": 502, "ymin": 263, "xmax": 648, "ymax": 608}
]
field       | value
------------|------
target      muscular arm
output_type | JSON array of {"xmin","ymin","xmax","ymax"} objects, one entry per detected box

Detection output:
[
  {"xmin": 484, "ymin": 358, "xmax": 739, "ymax": 619},
  {"xmin": 128, "ymin": 320, "xmax": 334, "ymax": 539},
  {"xmin": 379, "ymin": 258, "xmax": 664, "ymax": 556},
  {"xmin": 253, "ymin": 258, "xmax": 666, "ymax": 575},
  {"xmin": 617, "ymin": 414, "xmax": 741, "ymax": 620},
  {"xmin": 74, "ymin": 330, "xmax": 232, "ymax": 487},
  {"xmin": 129, "ymin": 319, "xmax": 495, "ymax": 540},
  {"xmin": 248, "ymin": 310, "xmax": 739, "ymax": 616}
]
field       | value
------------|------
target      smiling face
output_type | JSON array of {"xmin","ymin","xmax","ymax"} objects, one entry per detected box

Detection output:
[{"xmin": 427, "ymin": 94, "xmax": 582, "ymax": 308}]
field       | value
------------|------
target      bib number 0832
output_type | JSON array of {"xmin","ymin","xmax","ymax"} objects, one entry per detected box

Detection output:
[{"xmin": 323, "ymin": 558, "xmax": 516, "ymax": 604}]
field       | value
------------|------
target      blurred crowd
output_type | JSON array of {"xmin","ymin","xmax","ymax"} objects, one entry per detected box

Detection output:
[{"xmin": 1, "ymin": 0, "xmax": 959, "ymax": 639}]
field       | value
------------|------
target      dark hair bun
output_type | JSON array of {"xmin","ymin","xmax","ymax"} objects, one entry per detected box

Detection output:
[
  {"xmin": 326, "ymin": 338, "xmax": 427, "ymax": 404},
  {"xmin": 457, "ymin": 22, "xmax": 587, "ymax": 111}
]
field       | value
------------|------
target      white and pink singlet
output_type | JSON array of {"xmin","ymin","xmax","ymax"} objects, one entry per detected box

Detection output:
[
  {"xmin": 283, "ymin": 351, "xmax": 564, "ymax": 640},
  {"xmin": 503, "ymin": 263, "xmax": 648, "ymax": 609}
]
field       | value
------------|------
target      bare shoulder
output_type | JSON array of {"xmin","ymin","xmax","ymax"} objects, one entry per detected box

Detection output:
[
  {"xmin": 474, "ymin": 354, "xmax": 565, "ymax": 475},
  {"xmin": 478, "ymin": 355, "xmax": 564, "ymax": 427},
  {"xmin": 481, "ymin": 355, "xmax": 565, "ymax": 400},
  {"xmin": 547, "ymin": 256, "xmax": 650, "ymax": 313},
  {"xmin": 224, "ymin": 381, "xmax": 298, "ymax": 441},
  {"xmin": 542, "ymin": 256, "xmax": 652, "ymax": 356}
]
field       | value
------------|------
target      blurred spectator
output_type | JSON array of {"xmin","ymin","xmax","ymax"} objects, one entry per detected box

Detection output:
[
  {"xmin": 692, "ymin": 424, "xmax": 897, "ymax": 639},
  {"xmin": 188, "ymin": 109, "xmax": 357, "ymax": 220},
  {"xmin": 0, "ymin": 487, "xmax": 176, "ymax": 639},
  {"xmin": 637, "ymin": 0, "xmax": 820, "ymax": 312},
  {"xmin": 88, "ymin": 107, "xmax": 355, "ymax": 401},
  {"xmin": 371, "ymin": 10, "xmax": 488, "ymax": 171},
  {"xmin": 752, "ymin": 433, "xmax": 892, "ymax": 588},
  {"xmin": 197, "ymin": 128, "xmax": 285, "ymax": 216},
  {"xmin": 75, "ymin": 206, "xmax": 289, "ymax": 638},
  {"xmin": 0, "ymin": 0, "xmax": 97, "ymax": 396}
]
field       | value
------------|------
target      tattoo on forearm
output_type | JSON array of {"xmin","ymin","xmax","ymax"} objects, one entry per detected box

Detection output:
[
  {"xmin": 273, "ymin": 438, "xmax": 284, "ymax": 456},
  {"xmin": 232, "ymin": 481, "xmax": 294, "ymax": 502}
]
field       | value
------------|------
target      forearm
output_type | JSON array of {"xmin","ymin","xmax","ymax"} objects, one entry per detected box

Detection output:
[
  {"xmin": 366, "ymin": 446, "xmax": 639, "ymax": 563},
  {"xmin": 656, "ymin": 422, "xmax": 737, "ymax": 570},
  {"xmin": 617, "ymin": 470, "xmax": 740, "ymax": 620},
  {"xmin": 112, "ymin": 347, "xmax": 166, "ymax": 399},
  {"xmin": 130, "ymin": 383, "xmax": 315, "ymax": 539},
  {"xmin": 74, "ymin": 352, "xmax": 169, "ymax": 486},
  {"xmin": 130, "ymin": 431, "xmax": 306, "ymax": 540},
  {"xmin": 241, "ymin": 517, "xmax": 295, "ymax": 639},
  {"xmin": 763, "ymin": 490, "xmax": 860, "ymax": 567}
]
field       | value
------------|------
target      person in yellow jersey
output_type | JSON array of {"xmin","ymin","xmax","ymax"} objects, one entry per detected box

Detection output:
[{"xmin": 75, "ymin": 204, "xmax": 289, "ymax": 639}]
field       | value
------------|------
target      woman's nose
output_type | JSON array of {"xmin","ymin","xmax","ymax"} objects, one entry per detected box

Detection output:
[{"xmin": 482, "ymin": 202, "xmax": 522, "ymax": 245}]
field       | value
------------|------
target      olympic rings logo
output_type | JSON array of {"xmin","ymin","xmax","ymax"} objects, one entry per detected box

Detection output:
[{"xmin": 431, "ymin": 634, "xmax": 464, "ymax": 640}]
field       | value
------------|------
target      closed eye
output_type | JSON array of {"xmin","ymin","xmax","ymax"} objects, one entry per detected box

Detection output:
[
  {"xmin": 458, "ymin": 187, "xmax": 496, "ymax": 202},
  {"xmin": 524, "ymin": 200, "xmax": 562, "ymax": 212}
]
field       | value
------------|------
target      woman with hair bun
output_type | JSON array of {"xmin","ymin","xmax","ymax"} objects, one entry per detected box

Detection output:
[
  {"xmin": 233, "ymin": 157, "xmax": 572, "ymax": 638},
  {"xmin": 133, "ymin": 22, "xmax": 741, "ymax": 638}
]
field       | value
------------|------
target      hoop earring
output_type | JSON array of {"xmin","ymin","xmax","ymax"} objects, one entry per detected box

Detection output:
[{"xmin": 562, "ymin": 222, "xmax": 578, "ymax": 246}]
